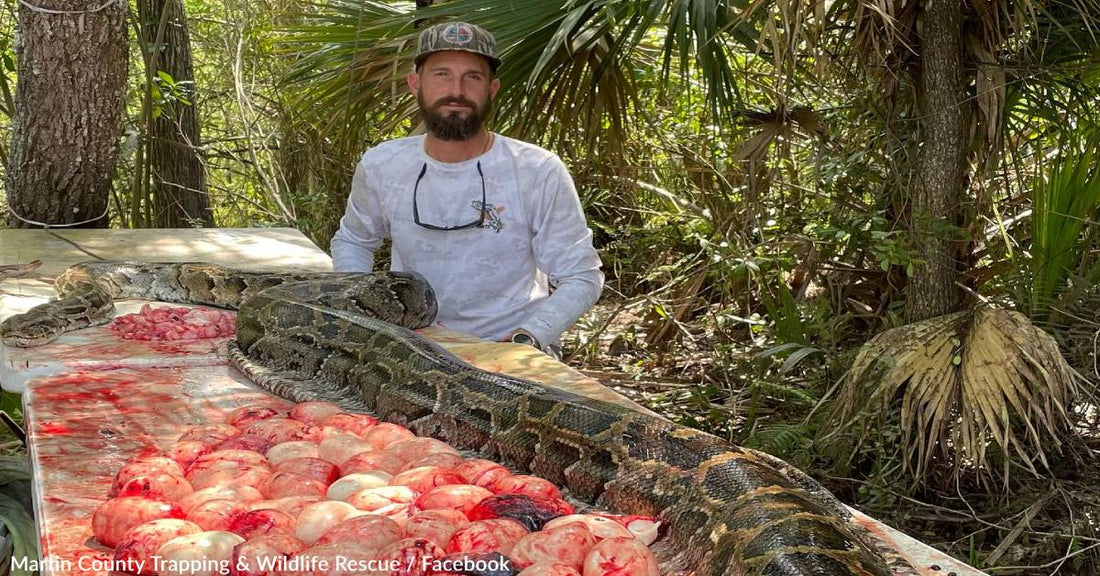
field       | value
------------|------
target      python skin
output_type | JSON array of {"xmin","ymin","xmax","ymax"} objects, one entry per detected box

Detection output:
[{"xmin": 1, "ymin": 262, "xmax": 904, "ymax": 576}]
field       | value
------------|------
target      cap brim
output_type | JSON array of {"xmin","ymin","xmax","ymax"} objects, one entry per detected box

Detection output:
[{"xmin": 415, "ymin": 50, "xmax": 501, "ymax": 72}]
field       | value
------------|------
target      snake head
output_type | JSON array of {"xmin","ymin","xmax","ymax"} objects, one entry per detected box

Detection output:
[
  {"xmin": 0, "ymin": 313, "xmax": 67, "ymax": 348},
  {"xmin": 386, "ymin": 271, "xmax": 439, "ymax": 328}
]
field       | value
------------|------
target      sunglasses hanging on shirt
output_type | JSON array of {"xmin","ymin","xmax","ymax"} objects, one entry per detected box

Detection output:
[{"xmin": 412, "ymin": 161, "xmax": 487, "ymax": 231}]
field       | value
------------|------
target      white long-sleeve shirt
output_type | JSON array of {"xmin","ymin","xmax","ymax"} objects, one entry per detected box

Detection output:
[{"xmin": 331, "ymin": 133, "xmax": 604, "ymax": 348}]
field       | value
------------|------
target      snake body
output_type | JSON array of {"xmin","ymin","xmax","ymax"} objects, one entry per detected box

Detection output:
[{"xmin": 1, "ymin": 262, "xmax": 901, "ymax": 576}]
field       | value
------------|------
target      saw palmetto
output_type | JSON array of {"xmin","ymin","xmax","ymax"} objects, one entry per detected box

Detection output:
[{"xmin": 831, "ymin": 306, "xmax": 1084, "ymax": 488}]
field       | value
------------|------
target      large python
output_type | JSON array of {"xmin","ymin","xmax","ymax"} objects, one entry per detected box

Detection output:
[{"xmin": 2, "ymin": 262, "xmax": 904, "ymax": 576}]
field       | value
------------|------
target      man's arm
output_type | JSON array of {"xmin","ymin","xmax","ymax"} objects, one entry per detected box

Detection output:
[
  {"xmin": 515, "ymin": 155, "xmax": 604, "ymax": 349},
  {"xmin": 331, "ymin": 157, "xmax": 388, "ymax": 273}
]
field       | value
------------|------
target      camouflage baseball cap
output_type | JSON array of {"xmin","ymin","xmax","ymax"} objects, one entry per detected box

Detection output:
[{"xmin": 415, "ymin": 22, "xmax": 501, "ymax": 72}]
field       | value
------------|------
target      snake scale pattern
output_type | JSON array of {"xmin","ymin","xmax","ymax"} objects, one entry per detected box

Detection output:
[{"xmin": 1, "ymin": 262, "xmax": 907, "ymax": 576}]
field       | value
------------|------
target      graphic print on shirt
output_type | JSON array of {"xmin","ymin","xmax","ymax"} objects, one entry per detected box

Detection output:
[{"xmin": 472, "ymin": 200, "xmax": 505, "ymax": 232}]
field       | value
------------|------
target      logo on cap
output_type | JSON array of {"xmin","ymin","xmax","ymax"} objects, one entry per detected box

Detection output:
[{"xmin": 442, "ymin": 24, "xmax": 473, "ymax": 46}]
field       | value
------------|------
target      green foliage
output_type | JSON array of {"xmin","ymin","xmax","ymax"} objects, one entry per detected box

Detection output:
[
  {"xmin": 1025, "ymin": 128, "xmax": 1100, "ymax": 320},
  {"xmin": 151, "ymin": 70, "xmax": 194, "ymax": 120},
  {"xmin": 760, "ymin": 285, "xmax": 808, "ymax": 345},
  {"xmin": 748, "ymin": 423, "xmax": 814, "ymax": 458},
  {"xmin": 755, "ymin": 342, "xmax": 823, "ymax": 375},
  {"xmin": 0, "ymin": 456, "xmax": 34, "ymax": 576},
  {"xmin": 280, "ymin": 0, "xmax": 766, "ymax": 162},
  {"xmin": 0, "ymin": 392, "xmax": 19, "ymax": 424}
]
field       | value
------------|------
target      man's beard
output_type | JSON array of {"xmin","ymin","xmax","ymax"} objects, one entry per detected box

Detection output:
[{"xmin": 419, "ymin": 92, "xmax": 493, "ymax": 141}]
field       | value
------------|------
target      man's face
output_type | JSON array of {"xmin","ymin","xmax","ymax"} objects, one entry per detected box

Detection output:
[{"xmin": 408, "ymin": 51, "xmax": 500, "ymax": 141}]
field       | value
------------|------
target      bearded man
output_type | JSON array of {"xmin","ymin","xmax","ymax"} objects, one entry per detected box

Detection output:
[{"xmin": 330, "ymin": 22, "xmax": 604, "ymax": 358}]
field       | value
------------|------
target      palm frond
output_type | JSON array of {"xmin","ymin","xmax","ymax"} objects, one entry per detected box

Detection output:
[
  {"xmin": 1028, "ymin": 128, "xmax": 1100, "ymax": 319},
  {"xmin": 280, "ymin": 0, "xmax": 760, "ymax": 151},
  {"xmin": 998, "ymin": 0, "xmax": 1100, "ymax": 152}
]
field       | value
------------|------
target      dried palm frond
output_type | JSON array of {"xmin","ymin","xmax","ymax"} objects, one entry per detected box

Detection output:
[{"xmin": 830, "ymin": 306, "xmax": 1085, "ymax": 488}]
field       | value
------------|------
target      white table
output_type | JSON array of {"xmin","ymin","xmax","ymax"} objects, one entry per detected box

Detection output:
[{"xmin": 0, "ymin": 228, "xmax": 983, "ymax": 576}]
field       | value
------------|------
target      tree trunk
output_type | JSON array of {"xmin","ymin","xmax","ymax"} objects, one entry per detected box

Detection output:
[
  {"xmin": 906, "ymin": 0, "xmax": 968, "ymax": 323},
  {"xmin": 5, "ymin": 0, "xmax": 128, "ymax": 229},
  {"xmin": 140, "ymin": 0, "xmax": 212, "ymax": 227}
]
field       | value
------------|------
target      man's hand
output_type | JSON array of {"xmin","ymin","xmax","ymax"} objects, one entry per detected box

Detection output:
[{"xmin": 503, "ymin": 328, "xmax": 541, "ymax": 350}]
